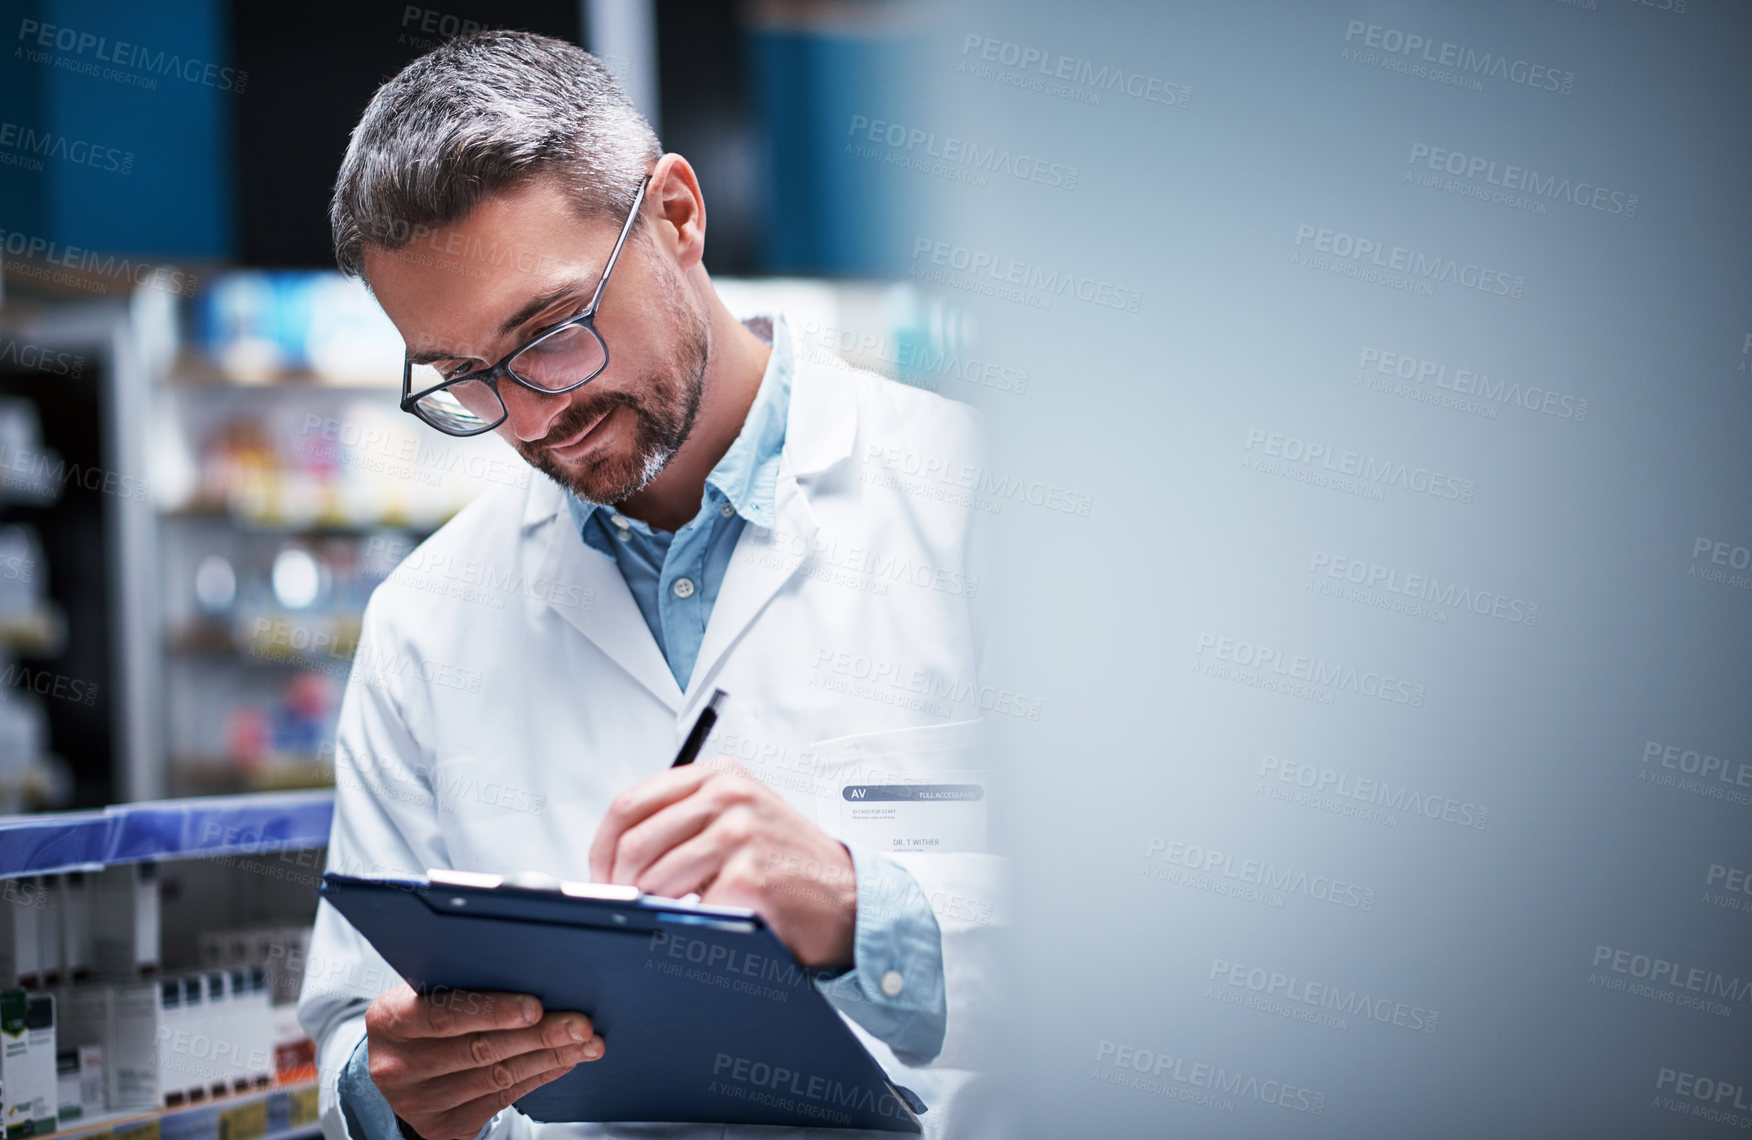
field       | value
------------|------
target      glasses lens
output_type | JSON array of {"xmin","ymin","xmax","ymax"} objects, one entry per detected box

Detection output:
[
  {"xmin": 409, "ymin": 366, "xmax": 504, "ymax": 435},
  {"xmin": 509, "ymin": 322, "xmax": 607, "ymax": 391}
]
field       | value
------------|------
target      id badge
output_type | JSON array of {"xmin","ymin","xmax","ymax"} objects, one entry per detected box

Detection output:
[
  {"xmin": 839, "ymin": 774, "xmax": 987, "ymax": 853},
  {"xmin": 810, "ymin": 719, "xmax": 990, "ymax": 854}
]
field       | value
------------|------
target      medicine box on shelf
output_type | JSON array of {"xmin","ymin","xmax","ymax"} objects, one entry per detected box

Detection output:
[{"xmin": 1, "ymin": 989, "xmax": 57, "ymax": 1138}]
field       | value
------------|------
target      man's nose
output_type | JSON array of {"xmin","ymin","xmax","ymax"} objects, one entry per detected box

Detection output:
[{"xmin": 497, "ymin": 379, "xmax": 569, "ymax": 442}]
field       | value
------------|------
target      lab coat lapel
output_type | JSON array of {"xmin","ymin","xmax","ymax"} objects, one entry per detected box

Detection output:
[
  {"xmin": 685, "ymin": 466, "xmax": 817, "ymax": 702},
  {"xmin": 683, "ymin": 353, "xmax": 858, "ymax": 702},
  {"xmin": 519, "ymin": 347, "xmax": 856, "ymax": 714},
  {"xmin": 531, "ymin": 485, "xmax": 685, "ymax": 713}
]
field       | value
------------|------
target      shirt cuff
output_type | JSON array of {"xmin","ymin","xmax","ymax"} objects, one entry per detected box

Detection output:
[
  {"xmin": 338, "ymin": 1034, "xmax": 402, "ymax": 1140},
  {"xmin": 339, "ymin": 1035, "xmax": 497, "ymax": 1140},
  {"xmin": 812, "ymin": 844, "xmax": 947, "ymax": 1063}
]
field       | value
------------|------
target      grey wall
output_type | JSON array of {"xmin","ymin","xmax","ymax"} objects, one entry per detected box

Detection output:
[{"xmin": 880, "ymin": 1, "xmax": 1751, "ymax": 1135}]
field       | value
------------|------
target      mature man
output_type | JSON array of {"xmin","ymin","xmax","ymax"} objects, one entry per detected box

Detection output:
[{"xmin": 296, "ymin": 30, "xmax": 1003, "ymax": 1140}]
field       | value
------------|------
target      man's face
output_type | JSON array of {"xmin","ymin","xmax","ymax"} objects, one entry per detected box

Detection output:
[{"xmin": 364, "ymin": 176, "xmax": 709, "ymax": 504}]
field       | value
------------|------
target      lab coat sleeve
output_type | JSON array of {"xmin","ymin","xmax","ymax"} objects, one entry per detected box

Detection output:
[
  {"xmin": 296, "ymin": 601, "xmax": 451, "ymax": 1140},
  {"xmin": 887, "ymin": 434, "xmax": 1010, "ymax": 1074},
  {"xmin": 814, "ymin": 455, "xmax": 1014, "ymax": 1073}
]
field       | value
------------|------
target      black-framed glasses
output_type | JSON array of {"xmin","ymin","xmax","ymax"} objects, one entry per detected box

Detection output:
[{"xmin": 399, "ymin": 175, "xmax": 651, "ymax": 437}]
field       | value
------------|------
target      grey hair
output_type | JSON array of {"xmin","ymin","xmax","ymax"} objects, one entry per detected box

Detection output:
[{"xmin": 330, "ymin": 30, "xmax": 661, "ymax": 280}]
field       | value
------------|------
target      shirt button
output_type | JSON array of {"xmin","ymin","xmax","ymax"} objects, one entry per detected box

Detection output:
[
  {"xmin": 880, "ymin": 970, "xmax": 905, "ymax": 998},
  {"xmin": 610, "ymin": 515, "xmax": 630, "ymax": 529},
  {"xmin": 672, "ymin": 577, "xmax": 696, "ymax": 599},
  {"xmin": 719, "ymin": 502, "xmax": 735, "ymax": 518}
]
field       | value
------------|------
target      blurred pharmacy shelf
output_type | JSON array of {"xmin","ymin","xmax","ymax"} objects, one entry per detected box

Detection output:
[
  {"xmin": 0, "ymin": 610, "xmax": 67, "ymax": 656},
  {"xmin": 54, "ymin": 1076, "xmax": 318, "ymax": 1140},
  {"xmin": 149, "ymin": 273, "xmax": 496, "ymax": 797}
]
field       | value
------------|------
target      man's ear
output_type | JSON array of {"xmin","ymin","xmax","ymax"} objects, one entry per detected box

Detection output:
[{"xmin": 647, "ymin": 154, "xmax": 706, "ymax": 271}]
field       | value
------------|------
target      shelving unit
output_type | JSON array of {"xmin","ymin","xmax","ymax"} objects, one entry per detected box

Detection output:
[
  {"xmin": 0, "ymin": 296, "xmax": 152, "ymax": 810},
  {"xmin": 0, "ymin": 792, "xmax": 334, "ymax": 1140},
  {"xmin": 52, "ymin": 1077, "xmax": 318, "ymax": 1140},
  {"xmin": 146, "ymin": 272, "xmax": 512, "ymax": 798},
  {"xmin": 0, "ymin": 791, "xmax": 333, "ymax": 880}
]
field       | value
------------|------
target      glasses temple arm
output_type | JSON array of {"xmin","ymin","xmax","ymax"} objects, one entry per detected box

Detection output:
[{"xmin": 585, "ymin": 174, "xmax": 651, "ymax": 314}]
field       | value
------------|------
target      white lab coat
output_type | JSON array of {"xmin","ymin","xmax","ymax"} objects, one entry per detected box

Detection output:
[{"xmin": 297, "ymin": 331, "xmax": 1007, "ymax": 1140}]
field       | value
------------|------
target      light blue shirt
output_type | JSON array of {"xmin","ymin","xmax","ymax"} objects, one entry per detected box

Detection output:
[
  {"xmin": 562, "ymin": 317, "xmax": 789, "ymax": 691},
  {"xmin": 336, "ymin": 316, "xmax": 947, "ymax": 1140}
]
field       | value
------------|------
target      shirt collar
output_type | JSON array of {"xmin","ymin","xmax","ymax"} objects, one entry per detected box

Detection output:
[{"xmin": 565, "ymin": 313, "xmax": 793, "ymax": 535}]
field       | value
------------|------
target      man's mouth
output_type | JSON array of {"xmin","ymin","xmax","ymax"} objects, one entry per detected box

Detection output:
[{"xmin": 545, "ymin": 407, "xmax": 615, "ymax": 460}]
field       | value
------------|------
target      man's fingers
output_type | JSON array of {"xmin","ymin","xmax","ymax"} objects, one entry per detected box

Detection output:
[
  {"xmin": 422, "ymin": 1012, "xmax": 596, "ymax": 1077},
  {"xmin": 381, "ymin": 984, "xmax": 541, "ymax": 1040},
  {"xmin": 367, "ymin": 982, "xmax": 433, "ymax": 1039},
  {"xmin": 588, "ymin": 765, "xmax": 714, "ymax": 880},
  {"xmin": 607, "ymin": 794, "xmax": 721, "ymax": 885},
  {"xmin": 418, "ymin": 1035, "xmax": 602, "ymax": 1108},
  {"xmin": 633, "ymin": 822, "xmax": 736, "ymax": 900},
  {"xmin": 427, "ymin": 1044, "xmax": 602, "ymax": 1138}
]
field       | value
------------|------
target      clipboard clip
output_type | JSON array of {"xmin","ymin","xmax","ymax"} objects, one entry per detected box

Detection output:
[{"xmin": 428, "ymin": 868, "xmax": 643, "ymax": 902}]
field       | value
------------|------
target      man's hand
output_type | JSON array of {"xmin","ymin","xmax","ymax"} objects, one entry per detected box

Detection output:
[
  {"xmin": 588, "ymin": 758, "xmax": 858, "ymax": 969},
  {"xmin": 363, "ymin": 984, "xmax": 604, "ymax": 1140}
]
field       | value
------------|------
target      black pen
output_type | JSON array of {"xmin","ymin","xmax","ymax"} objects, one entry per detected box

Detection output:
[{"xmin": 671, "ymin": 689, "xmax": 728, "ymax": 767}]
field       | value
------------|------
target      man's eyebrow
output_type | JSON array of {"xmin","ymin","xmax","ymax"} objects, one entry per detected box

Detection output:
[
  {"xmin": 404, "ymin": 283, "xmax": 589, "ymax": 366},
  {"xmin": 496, "ymin": 283, "xmax": 585, "ymax": 340}
]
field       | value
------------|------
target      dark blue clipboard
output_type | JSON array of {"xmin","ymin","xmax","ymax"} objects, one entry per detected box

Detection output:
[{"xmin": 320, "ymin": 871, "xmax": 925, "ymax": 1132}]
